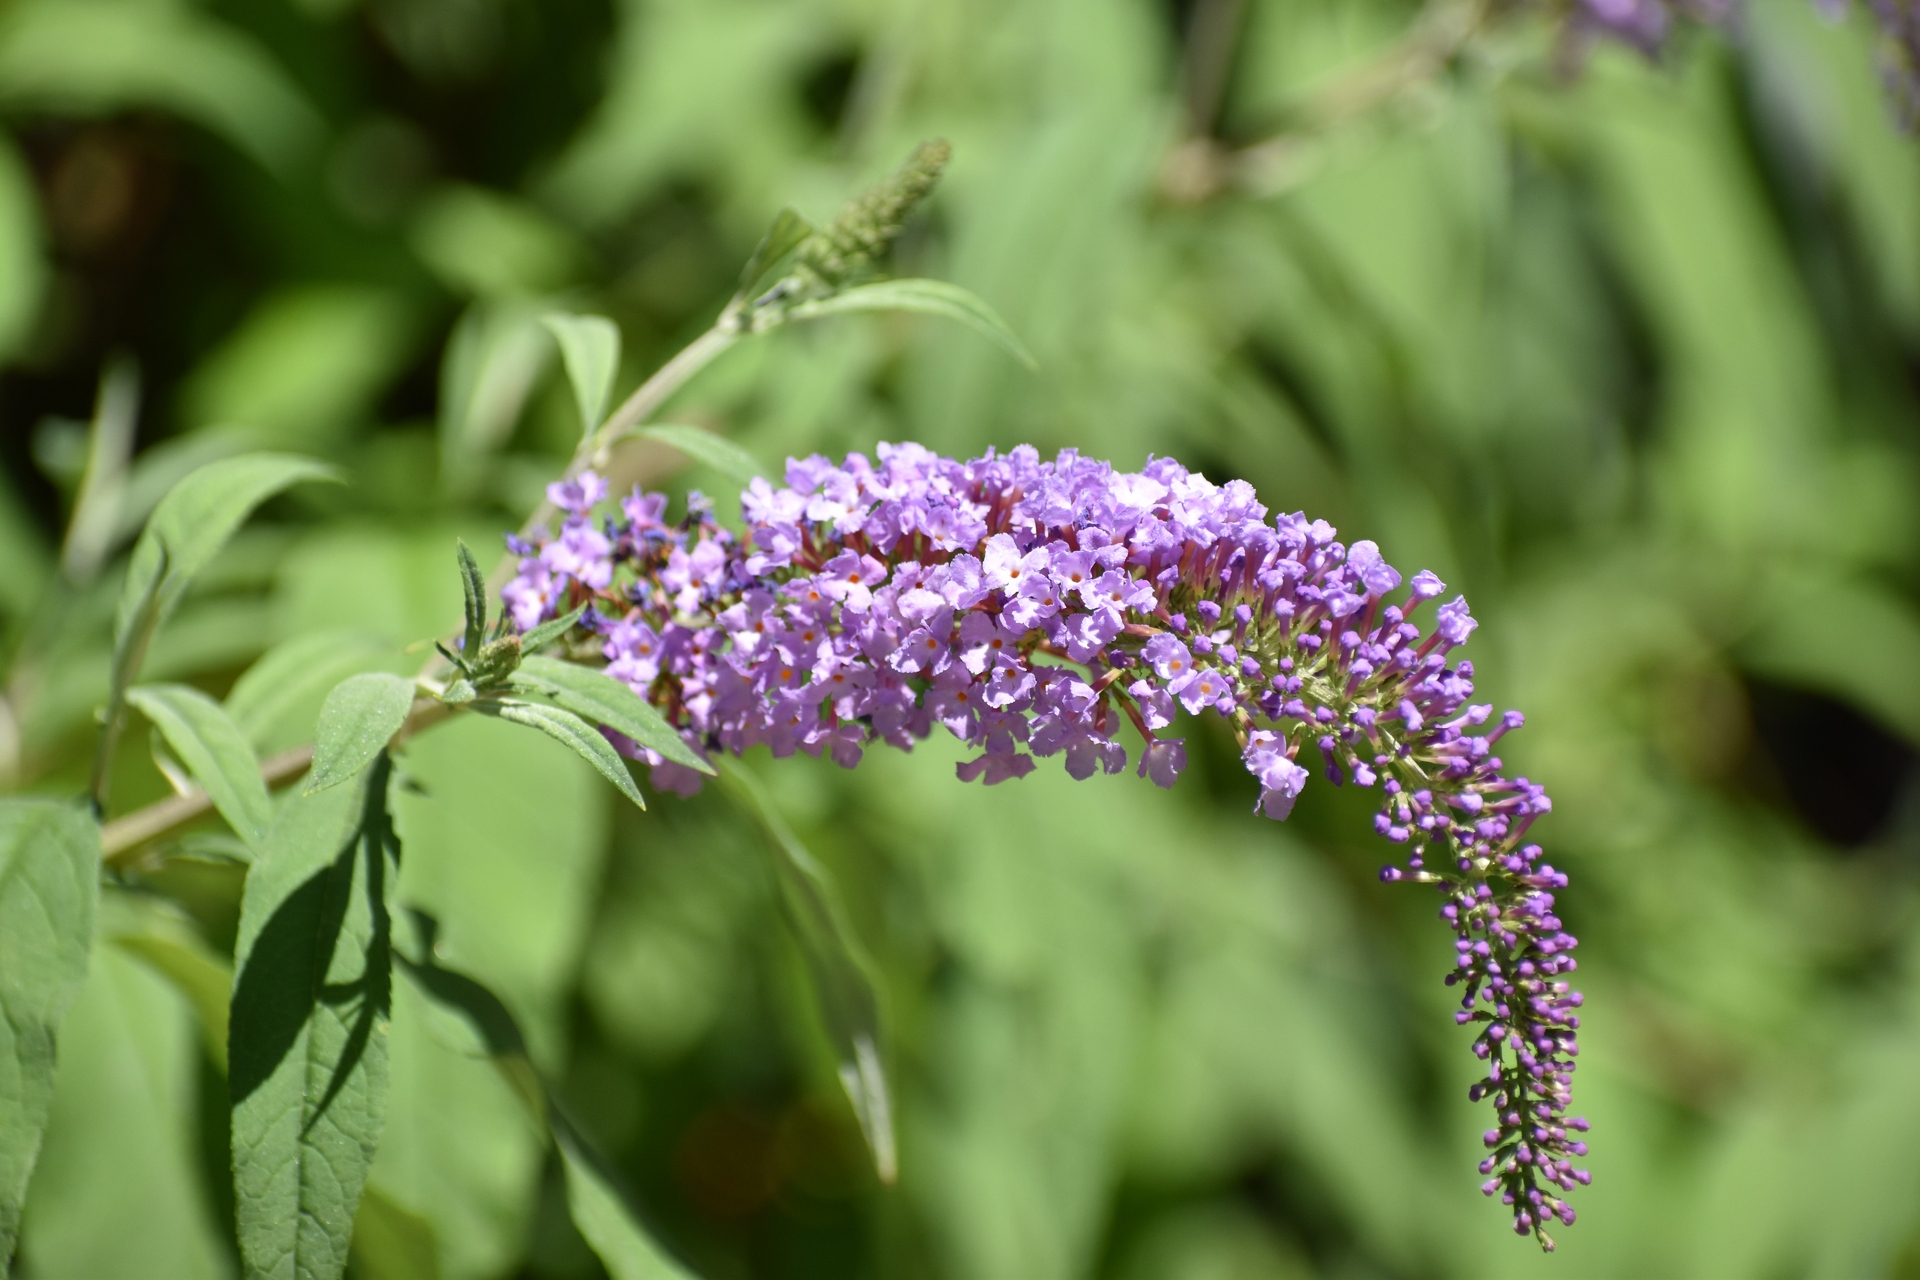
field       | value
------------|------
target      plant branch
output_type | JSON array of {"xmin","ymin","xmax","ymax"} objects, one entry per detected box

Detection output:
[{"xmin": 102, "ymin": 698, "xmax": 452, "ymax": 868}]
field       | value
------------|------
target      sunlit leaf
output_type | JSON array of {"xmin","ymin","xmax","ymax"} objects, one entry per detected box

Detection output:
[
  {"xmin": 126, "ymin": 682, "xmax": 273, "ymax": 848},
  {"xmin": 307, "ymin": 673, "xmax": 417, "ymax": 795},
  {"xmin": 543, "ymin": 313, "xmax": 621, "ymax": 438},
  {"xmin": 0, "ymin": 799, "xmax": 99, "ymax": 1268},
  {"xmin": 785, "ymin": 278, "xmax": 1035, "ymax": 369},
  {"xmin": 510, "ymin": 655, "xmax": 713, "ymax": 773},
  {"xmin": 477, "ymin": 700, "xmax": 646, "ymax": 811},
  {"xmin": 634, "ymin": 423, "xmax": 767, "ymax": 488},
  {"xmin": 230, "ymin": 754, "xmax": 399, "ymax": 1280},
  {"xmin": 719, "ymin": 760, "xmax": 895, "ymax": 1183}
]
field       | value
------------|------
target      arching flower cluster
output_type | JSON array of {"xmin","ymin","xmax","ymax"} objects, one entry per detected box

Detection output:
[{"xmin": 503, "ymin": 444, "xmax": 1587, "ymax": 1248}]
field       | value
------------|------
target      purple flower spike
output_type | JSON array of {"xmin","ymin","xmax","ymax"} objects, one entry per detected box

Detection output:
[{"xmin": 502, "ymin": 445, "xmax": 1586, "ymax": 1249}]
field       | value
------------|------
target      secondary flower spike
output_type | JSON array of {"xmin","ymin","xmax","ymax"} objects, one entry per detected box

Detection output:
[{"xmin": 503, "ymin": 444, "xmax": 1587, "ymax": 1247}]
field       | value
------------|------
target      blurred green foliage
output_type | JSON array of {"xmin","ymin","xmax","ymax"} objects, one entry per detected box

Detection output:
[{"xmin": 3, "ymin": 0, "xmax": 1920, "ymax": 1277}]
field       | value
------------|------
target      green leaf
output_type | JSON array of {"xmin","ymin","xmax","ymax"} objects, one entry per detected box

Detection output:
[
  {"xmin": 0, "ymin": 799, "xmax": 99, "ymax": 1268},
  {"xmin": 16, "ymin": 941, "xmax": 228, "ymax": 1280},
  {"xmin": 635, "ymin": 424, "xmax": 768, "ymax": 488},
  {"xmin": 350, "ymin": 1184, "xmax": 441, "ymax": 1280},
  {"xmin": 477, "ymin": 700, "xmax": 647, "ymax": 811},
  {"xmin": 113, "ymin": 454, "xmax": 339, "ymax": 708},
  {"xmin": 110, "ymin": 911, "xmax": 233, "ymax": 1075},
  {"xmin": 519, "ymin": 603, "xmax": 588, "ymax": 655},
  {"xmin": 307, "ymin": 673, "xmax": 417, "ymax": 795},
  {"xmin": 731, "ymin": 206, "xmax": 813, "ymax": 305},
  {"xmin": 554, "ymin": 1111, "xmax": 700, "ymax": 1280},
  {"xmin": 510, "ymin": 655, "xmax": 714, "ymax": 774},
  {"xmin": 225, "ymin": 631, "xmax": 394, "ymax": 755},
  {"xmin": 126, "ymin": 683, "xmax": 273, "ymax": 848},
  {"xmin": 718, "ymin": 761, "xmax": 895, "ymax": 1183},
  {"xmin": 230, "ymin": 754, "xmax": 400, "ymax": 1280},
  {"xmin": 785, "ymin": 278, "xmax": 1035, "ymax": 369},
  {"xmin": 455, "ymin": 540, "xmax": 488, "ymax": 663},
  {"xmin": 393, "ymin": 935, "xmax": 696, "ymax": 1280},
  {"xmin": 543, "ymin": 313, "xmax": 622, "ymax": 438}
]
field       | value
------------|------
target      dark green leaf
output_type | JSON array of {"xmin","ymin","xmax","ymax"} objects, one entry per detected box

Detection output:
[
  {"xmin": 224, "ymin": 631, "xmax": 393, "ymax": 754},
  {"xmin": 476, "ymin": 700, "xmax": 646, "ymax": 810},
  {"xmin": 719, "ymin": 761, "xmax": 895, "ymax": 1183},
  {"xmin": 510, "ymin": 655, "xmax": 714, "ymax": 774},
  {"xmin": 230, "ymin": 754, "xmax": 399, "ymax": 1280},
  {"xmin": 542, "ymin": 313, "xmax": 621, "ymax": 438},
  {"xmin": 126, "ymin": 683, "xmax": 273, "ymax": 848},
  {"xmin": 731, "ymin": 206, "xmax": 813, "ymax": 304},
  {"xmin": 307, "ymin": 673, "xmax": 417, "ymax": 795},
  {"xmin": 455, "ymin": 541, "xmax": 488, "ymax": 666},
  {"xmin": 0, "ymin": 799, "xmax": 99, "ymax": 1268},
  {"xmin": 635, "ymin": 424, "xmax": 768, "ymax": 488},
  {"xmin": 785, "ymin": 277, "xmax": 1035, "ymax": 369},
  {"xmin": 519, "ymin": 603, "xmax": 588, "ymax": 655},
  {"xmin": 114, "ymin": 453, "xmax": 340, "ymax": 661}
]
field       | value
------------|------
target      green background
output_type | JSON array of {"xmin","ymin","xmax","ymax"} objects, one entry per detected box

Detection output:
[{"xmin": 2, "ymin": 0, "xmax": 1918, "ymax": 1276}]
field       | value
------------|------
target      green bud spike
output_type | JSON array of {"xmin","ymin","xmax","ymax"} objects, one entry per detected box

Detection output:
[{"xmin": 799, "ymin": 140, "xmax": 950, "ymax": 285}]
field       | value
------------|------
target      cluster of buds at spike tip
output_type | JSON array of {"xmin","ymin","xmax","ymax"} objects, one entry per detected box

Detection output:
[{"xmin": 502, "ymin": 444, "xmax": 1588, "ymax": 1247}]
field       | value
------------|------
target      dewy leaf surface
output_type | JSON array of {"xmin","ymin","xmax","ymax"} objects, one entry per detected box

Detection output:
[
  {"xmin": 542, "ymin": 313, "xmax": 620, "ymax": 437},
  {"xmin": 478, "ymin": 700, "xmax": 648, "ymax": 810},
  {"xmin": 307, "ymin": 673, "xmax": 416, "ymax": 795},
  {"xmin": 634, "ymin": 424, "xmax": 767, "ymax": 488},
  {"xmin": 510, "ymin": 656, "xmax": 713, "ymax": 773},
  {"xmin": 719, "ymin": 762, "xmax": 896, "ymax": 1183},
  {"xmin": 230, "ymin": 755, "xmax": 399, "ymax": 1280},
  {"xmin": 0, "ymin": 799, "xmax": 99, "ymax": 1273},
  {"xmin": 785, "ymin": 278, "xmax": 1035, "ymax": 369},
  {"xmin": 127, "ymin": 682, "xmax": 273, "ymax": 848}
]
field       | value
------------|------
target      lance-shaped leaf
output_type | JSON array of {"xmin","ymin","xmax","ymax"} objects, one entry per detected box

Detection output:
[
  {"xmin": 785, "ymin": 278, "xmax": 1035, "ymax": 370},
  {"xmin": 554, "ymin": 1110, "xmax": 699, "ymax": 1280},
  {"xmin": 114, "ymin": 453, "xmax": 340, "ymax": 669},
  {"xmin": 635, "ymin": 424, "xmax": 768, "ymax": 488},
  {"xmin": 307, "ymin": 674, "xmax": 417, "ymax": 795},
  {"xmin": 455, "ymin": 541, "xmax": 488, "ymax": 663},
  {"xmin": 730, "ymin": 206, "xmax": 813, "ymax": 307},
  {"xmin": 394, "ymin": 926, "xmax": 697, "ymax": 1280},
  {"xmin": 543, "ymin": 313, "xmax": 621, "ymax": 438},
  {"xmin": 0, "ymin": 799, "xmax": 99, "ymax": 1270},
  {"xmin": 510, "ymin": 655, "xmax": 713, "ymax": 774},
  {"xmin": 230, "ymin": 754, "xmax": 399, "ymax": 1280},
  {"xmin": 127, "ymin": 683, "xmax": 273, "ymax": 848},
  {"xmin": 719, "ymin": 761, "xmax": 896, "ymax": 1183},
  {"xmin": 519, "ymin": 603, "xmax": 588, "ymax": 656},
  {"xmin": 476, "ymin": 700, "xmax": 647, "ymax": 810}
]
